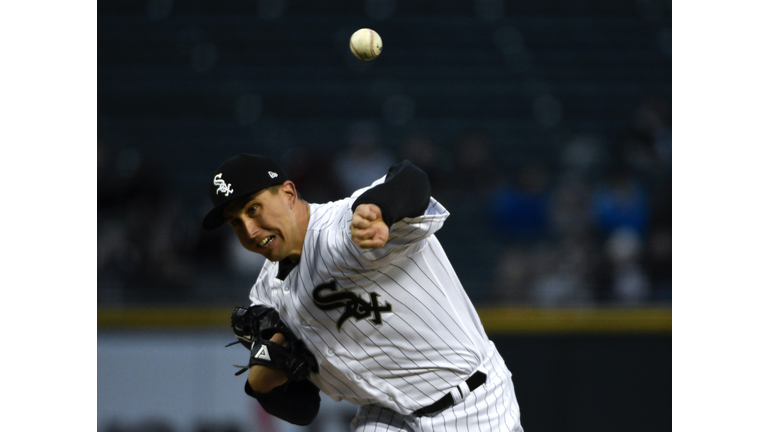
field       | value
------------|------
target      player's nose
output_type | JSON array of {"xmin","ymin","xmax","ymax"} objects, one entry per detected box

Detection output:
[{"xmin": 243, "ymin": 219, "xmax": 261, "ymax": 239}]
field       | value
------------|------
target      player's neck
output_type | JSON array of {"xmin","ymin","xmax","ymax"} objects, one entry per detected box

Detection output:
[{"xmin": 286, "ymin": 200, "xmax": 310, "ymax": 263}]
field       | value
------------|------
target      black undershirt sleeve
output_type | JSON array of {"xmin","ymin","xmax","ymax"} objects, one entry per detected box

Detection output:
[
  {"xmin": 244, "ymin": 379, "xmax": 321, "ymax": 426},
  {"xmin": 352, "ymin": 160, "xmax": 431, "ymax": 227}
]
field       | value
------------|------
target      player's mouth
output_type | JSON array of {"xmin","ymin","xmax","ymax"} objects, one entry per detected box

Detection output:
[{"xmin": 259, "ymin": 235, "xmax": 276, "ymax": 247}]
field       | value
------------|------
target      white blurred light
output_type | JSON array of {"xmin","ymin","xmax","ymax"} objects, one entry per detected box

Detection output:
[
  {"xmin": 606, "ymin": 228, "xmax": 643, "ymax": 263},
  {"xmin": 259, "ymin": 0, "xmax": 286, "ymax": 19},
  {"xmin": 382, "ymin": 94, "xmax": 415, "ymax": 125},
  {"xmin": 147, "ymin": 0, "xmax": 173, "ymax": 20},
  {"xmin": 474, "ymin": 0, "xmax": 505, "ymax": 21},
  {"xmin": 533, "ymin": 94, "xmax": 562, "ymax": 127},
  {"xmin": 365, "ymin": 0, "xmax": 397, "ymax": 19},
  {"xmin": 190, "ymin": 43, "xmax": 217, "ymax": 73},
  {"xmin": 235, "ymin": 94, "xmax": 263, "ymax": 125}
]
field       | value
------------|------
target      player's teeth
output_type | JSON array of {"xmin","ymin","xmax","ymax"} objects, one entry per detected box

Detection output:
[{"xmin": 260, "ymin": 236, "xmax": 274, "ymax": 246}]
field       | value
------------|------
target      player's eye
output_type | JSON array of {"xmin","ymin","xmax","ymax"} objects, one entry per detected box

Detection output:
[{"xmin": 229, "ymin": 219, "xmax": 241, "ymax": 227}]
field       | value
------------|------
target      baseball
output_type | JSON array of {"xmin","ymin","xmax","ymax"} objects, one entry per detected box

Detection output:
[{"xmin": 349, "ymin": 28, "xmax": 383, "ymax": 61}]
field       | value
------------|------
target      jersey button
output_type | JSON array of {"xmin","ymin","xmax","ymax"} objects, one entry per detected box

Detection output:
[
  {"xmin": 327, "ymin": 348, "xmax": 334, "ymax": 356},
  {"xmin": 388, "ymin": 396, "xmax": 394, "ymax": 401},
  {"xmin": 354, "ymin": 374, "xmax": 361, "ymax": 381}
]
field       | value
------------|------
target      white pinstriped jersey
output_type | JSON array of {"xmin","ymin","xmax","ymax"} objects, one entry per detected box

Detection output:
[{"xmin": 248, "ymin": 176, "xmax": 494, "ymax": 415}]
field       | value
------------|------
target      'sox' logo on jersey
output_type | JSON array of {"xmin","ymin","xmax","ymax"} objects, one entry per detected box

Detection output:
[
  {"xmin": 312, "ymin": 281, "xmax": 392, "ymax": 330},
  {"xmin": 213, "ymin": 173, "xmax": 234, "ymax": 196}
]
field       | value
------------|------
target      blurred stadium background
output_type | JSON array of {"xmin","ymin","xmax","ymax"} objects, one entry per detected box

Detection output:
[{"xmin": 97, "ymin": 0, "xmax": 671, "ymax": 431}]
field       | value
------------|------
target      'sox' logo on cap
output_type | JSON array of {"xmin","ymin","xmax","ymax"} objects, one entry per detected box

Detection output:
[{"xmin": 213, "ymin": 173, "xmax": 234, "ymax": 196}]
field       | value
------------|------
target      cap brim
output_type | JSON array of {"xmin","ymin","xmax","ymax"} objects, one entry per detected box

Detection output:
[
  {"xmin": 202, "ymin": 203, "xmax": 229, "ymax": 230},
  {"xmin": 202, "ymin": 184, "xmax": 276, "ymax": 230}
]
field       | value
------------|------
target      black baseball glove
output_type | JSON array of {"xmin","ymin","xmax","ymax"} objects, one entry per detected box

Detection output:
[{"xmin": 228, "ymin": 305, "xmax": 319, "ymax": 382}]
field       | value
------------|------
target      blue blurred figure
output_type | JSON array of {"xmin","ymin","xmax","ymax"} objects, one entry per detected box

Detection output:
[
  {"xmin": 490, "ymin": 163, "xmax": 550, "ymax": 243},
  {"xmin": 592, "ymin": 173, "xmax": 649, "ymax": 237}
]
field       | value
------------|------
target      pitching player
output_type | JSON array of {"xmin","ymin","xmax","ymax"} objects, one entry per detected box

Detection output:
[{"xmin": 203, "ymin": 154, "xmax": 524, "ymax": 431}]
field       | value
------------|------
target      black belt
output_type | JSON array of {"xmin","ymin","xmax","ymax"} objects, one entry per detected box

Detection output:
[{"xmin": 414, "ymin": 371, "xmax": 487, "ymax": 416}]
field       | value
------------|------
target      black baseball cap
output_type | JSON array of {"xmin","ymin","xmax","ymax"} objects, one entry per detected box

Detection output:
[{"xmin": 202, "ymin": 154, "xmax": 287, "ymax": 230}]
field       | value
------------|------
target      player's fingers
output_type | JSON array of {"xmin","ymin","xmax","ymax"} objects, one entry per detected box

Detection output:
[
  {"xmin": 351, "ymin": 215, "xmax": 371, "ymax": 230},
  {"xmin": 356, "ymin": 204, "xmax": 382, "ymax": 222},
  {"xmin": 351, "ymin": 228, "xmax": 371, "ymax": 245},
  {"xmin": 358, "ymin": 237, "xmax": 386, "ymax": 249},
  {"xmin": 270, "ymin": 332, "xmax": 290, "ymax": 348},
  {"xmin": 355, "ymin": 225, "xmax": 389, "ymax": 249},
  {"xmin": 361, "ymin": 209, "xmax": 378, "ymax": 221}
]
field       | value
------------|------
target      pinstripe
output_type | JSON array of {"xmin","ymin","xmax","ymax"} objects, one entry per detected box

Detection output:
[
  {"xmin": 352, "ymin": 218, "xmax": 439, "ymax": 265},
  {"xmin": 292, "ymin": 290, "xmax": 365, "ymax": 398},
  {"xmin": 484, "ymin": 379, "xmax": 493, "ymax": 432},
  {"xmin": 315, "ymin": 262, "xmax": 446, "ymax": 396},
  {"xmin": 314, "ymin": 232, "xmax": 441, "ymax": 403},
  {"xmin": 292, "ymin": 260, "xmax": 371, "ymax": 400},
  {"xmin": 374, "ymin": 406, "xmax": 382, "ymax": 432},
  {"xmin": 472, "ymin": 382, "xmax": 480, "ymax": 432},
  {"xmin": 246, "ymin": 180, "xmax": 522, "ymax": 431},
  {"xmin": 306, "ymin": 249, "xmax": 426, "ymax": 405},
  {"xmin": 396, "ymin": 259, "xmax": 476, "ymax": 345},
  {"xmin": 454, "ymin": 405, "xmax": 459, "ymax": 431},
  {"xmin": 373, "ymin": 270, "xmax": 475, "ymax": 368},
  {"xmin": 336, "ymin": 240, "xmax": 467, "ymax": 381},
  {"xmin": 494, "ymin": 352, "xmax": 514, "ymax": 431},
  {"xmin": 310, "ymin": 204, "xmax": 333, "ymax": 230},
  {"xmin": 334, "ymin": 243, "xmax": 459, "ymax": 395}
]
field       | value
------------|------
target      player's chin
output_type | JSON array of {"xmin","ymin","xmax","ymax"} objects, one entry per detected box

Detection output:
[{"xmin": 260, "ymin": 239, "xmax": 288, "ymax": 261}]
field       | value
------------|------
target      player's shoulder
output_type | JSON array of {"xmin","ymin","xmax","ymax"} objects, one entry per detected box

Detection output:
[{"xmin": 306, "ymin": 197, "xmax": 353, "ymax": 233}]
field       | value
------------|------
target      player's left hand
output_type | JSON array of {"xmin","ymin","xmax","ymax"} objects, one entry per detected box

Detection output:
[{"xmin": 351, "ymin": 204, "xmax": 389, "ymax": 249}]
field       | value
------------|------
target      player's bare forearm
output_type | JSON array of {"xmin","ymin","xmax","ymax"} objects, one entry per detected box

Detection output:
[
  {"xmin": 351, "ymin": 204, "xmax": 389, "ymax": 249},
  {"xmin": 248, "ymin": 333, "xmax": 289, "ymax": 393},
  {"xmin": 248, "ymin": 364, "xmax": 288, "ymax": 393}
]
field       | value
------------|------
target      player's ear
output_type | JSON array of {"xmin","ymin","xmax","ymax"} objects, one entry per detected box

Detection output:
[{"xmin": 280, "ymin": 181, "xmax": 298, "ymax": 207}]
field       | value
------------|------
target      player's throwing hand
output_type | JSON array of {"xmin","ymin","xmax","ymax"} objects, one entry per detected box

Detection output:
[{"xmin": 350, "ymin": 204, "xmax": 389, "ymax": 249}]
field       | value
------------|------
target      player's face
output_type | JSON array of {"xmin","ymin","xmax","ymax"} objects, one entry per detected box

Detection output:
[{"xmin": 223, "ymin": 182, "xmax": 304, "ymax": 262}]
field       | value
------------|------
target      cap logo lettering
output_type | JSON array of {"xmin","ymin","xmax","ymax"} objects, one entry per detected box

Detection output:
[
  {"xmin": 213, "ymin": 173, "xmax": 234, "ymax": 196},
  {"xmin": 268, "ymin": 171, "xmax": 278, "ymax": 179}
]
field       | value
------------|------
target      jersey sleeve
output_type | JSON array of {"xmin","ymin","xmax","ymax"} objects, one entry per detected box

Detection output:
[
  {"xmin": 341, "ymin": 195, "xmax": 450, "ymax": 269},
  {"xmin": 351, "ymin": 160, "xmax": 431, "ymax": 226}
]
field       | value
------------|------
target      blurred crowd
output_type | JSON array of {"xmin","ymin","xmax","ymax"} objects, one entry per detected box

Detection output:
[{"xmin": 98, "ymin": 97, "xmax": 671, "ymax": 307}]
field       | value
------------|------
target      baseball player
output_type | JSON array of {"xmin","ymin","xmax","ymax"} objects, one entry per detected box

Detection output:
[{"xmin": 203, "ymin": 154, "xmax": 524, "ymax": 431}]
